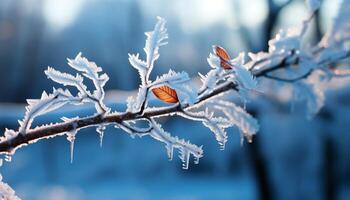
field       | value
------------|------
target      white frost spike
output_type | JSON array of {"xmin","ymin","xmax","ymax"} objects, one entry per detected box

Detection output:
[
  {"xmin": 67, "ymin": 130, "xmax": 76, "ymax": 163},
  {"xmin": 203, "ymin": 120, "xmax": 227, "ymax": 149},
  {"xmin": 151, "ymin": 70, "xmax": 190, "ymax": 86},
  {"xmin": 144, "ymin": 17, "xmax": 168, "ymax": 82},
  {"xmin": 178, "ymin": 110, "xmax": 228, "ymax": 149},
  {"xmin": 179, "ymin": 148, "xmax": 190, "ymax": 170},
  {"xmin": 67, "ymin": 53, "xmax": 104, "ymax": 81},
  {"xmin": 128, "ymin": 53, "xmax": 148, "ymax": 85},
  {"xmin": 214, "ymin": 100, "xmax": 259, "ymax": 142},
  {"xmin": 149, "ymin": 119, "xmax": 203, "ymax": 169},
  {"xmin": 62, "ymin": 117, "xmax": 79, "ymax": 163},
  {"xmin": 306, "ymin": 0, "xmax": 320, "ymax": 12},
  {"xmin": 96, "ymin": 124, "xmax": 106, "ymax": 147},
  {"xmin": 165, "ymin": 143, "xmax": 174, "ymax": 160}
]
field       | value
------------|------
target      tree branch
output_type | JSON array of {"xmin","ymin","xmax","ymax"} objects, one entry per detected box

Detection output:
[
  {"xmin": 2, "ymin": 43, "xmax": 349, "ymax": 154},
  {"xmin": 0, "ymin": 81, "xmax": 236, "ymax": 153}
]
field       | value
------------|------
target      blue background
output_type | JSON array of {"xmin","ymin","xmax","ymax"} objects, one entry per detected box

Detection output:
[{"xmin": 0, "ymin": 0, "xmax": 349, "ymax": 199}]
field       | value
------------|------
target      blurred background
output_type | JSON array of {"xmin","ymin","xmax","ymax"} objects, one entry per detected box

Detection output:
[{"xmin": 0, "ymin": 0, "xmax": 350, "ymax": 199}]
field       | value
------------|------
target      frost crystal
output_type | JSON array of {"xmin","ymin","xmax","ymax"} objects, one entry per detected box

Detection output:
[
  {"xmin": 144, "ymin": 17, "xmax": 168, "ymax": 82},
  {"xmin": 149, "ymin": 119, "xmax": 203, "ymax": 169},
  {"xmin": 45, "ymin": 67, "xmax": 84, "ymax": 88},
  {"xmin": 19, "ymin": 88, "xmax": 78, "ymax": 135},
  {"xmin": 214, "ymin": 100, "xmax": 259, "ymax": 143},
  {"xmin": 128, "ymin": 53, "xmax": 148, "ymax": 85},
  {"xmin": 46, "ymin": 52, "xmax": 110, "ymax": 114},
  {"xmin": 96, "ymin": 124, "xmax": 106, "ymax": 147},
  {"xmin": 128, "ymin": 17, "xmax": 168, "ymax": 86},
  {"xmin": 126, "ymin": 86, "xmax": 147, "ymax": 112},
  {"xmin": 229, "ymin": 53, "xmax": 258, "ymax": 99},
  {"xmin": 19, "ymin": 52, "xmax": 110, "ymax": 135},
  {"xmin": 0, "ymin": 129, "xmax": 18, "ymax": 143},
  {"xmin": 151, "ymin": 70, "xmax": 190, "ymax": 86},
  {"xmin": 178, "ymin": 110, "xmax": 228, "ymax": 149},
  {"xmin": 202, "ymin": 120, "xmax": 228, "ymax": 149}
]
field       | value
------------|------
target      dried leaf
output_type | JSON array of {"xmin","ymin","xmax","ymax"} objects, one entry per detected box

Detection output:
[
  {"xmin": 152, "ymin": 86, "xmax": 179, "ymax": 103},
  {"xmin": 214, "ymin": 45, "xmax": 232, "ymax": 70}
]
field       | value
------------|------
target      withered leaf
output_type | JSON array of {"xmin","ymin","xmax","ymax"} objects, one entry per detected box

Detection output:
[
  {"xmin": 214, "ymin": 45, "xmax": 233, "ymax": 70},
  {"xmin": 152, "ymin": 85, "xmax": 179, "ymax": 103}
]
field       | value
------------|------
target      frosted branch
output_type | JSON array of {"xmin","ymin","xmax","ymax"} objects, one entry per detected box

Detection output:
[{"xmin": 1, "ymin": 1, "xmax": 350, "ymax": 173}]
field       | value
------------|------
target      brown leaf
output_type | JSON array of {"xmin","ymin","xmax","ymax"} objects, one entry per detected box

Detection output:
[
  {"xmin": 214, "ymin": 45, "xmax": 233, "ymax": 70},
  {"xmin": 152, "ymin": 85, "xmax": 179, "ymax": 103}
]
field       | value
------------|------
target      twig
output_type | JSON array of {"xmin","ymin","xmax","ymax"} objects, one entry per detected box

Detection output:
[
  {"xmin": 2, "ymin": 44, "xmax": 349, "ymax": 154},
  {"xmin": 263, "ymin": 70, "xmax": 313, "ymax": 82}
]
